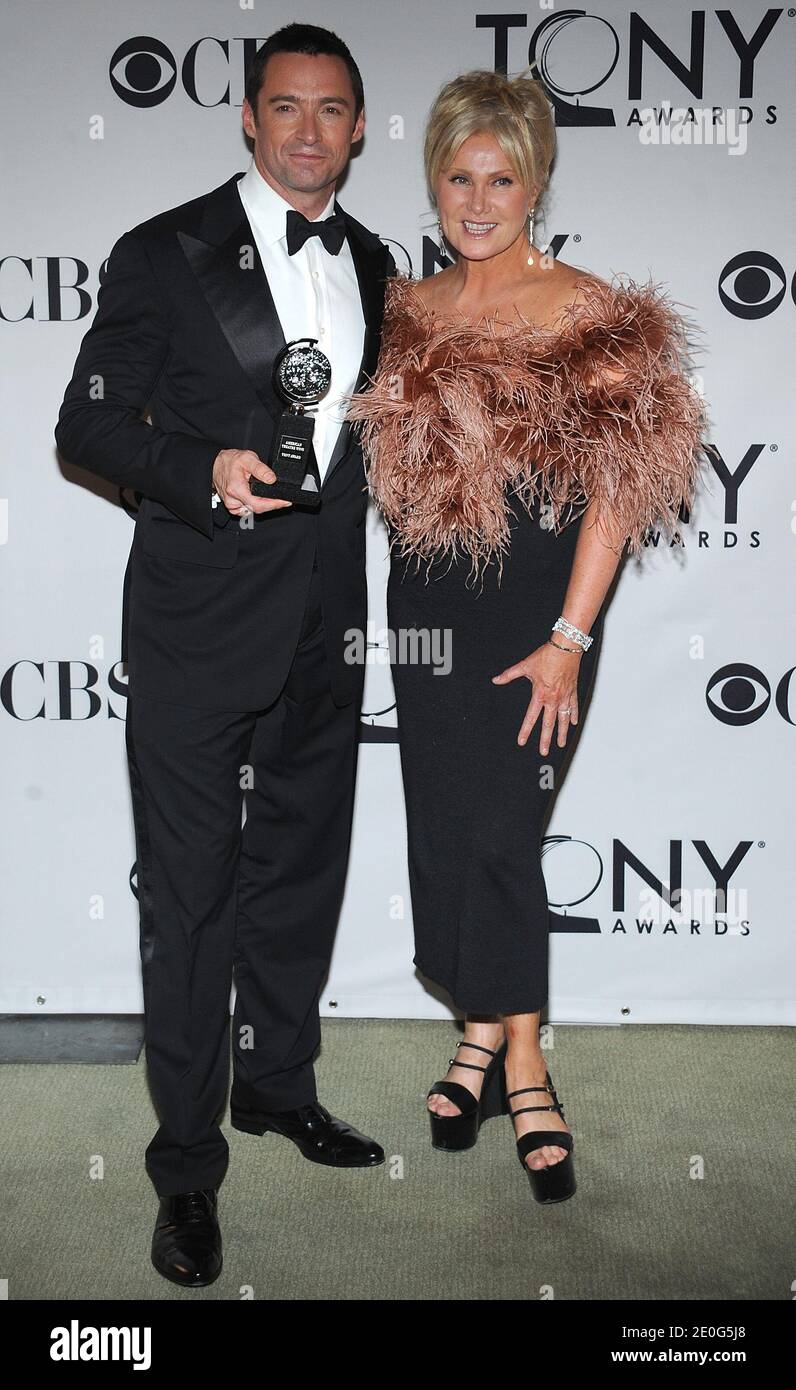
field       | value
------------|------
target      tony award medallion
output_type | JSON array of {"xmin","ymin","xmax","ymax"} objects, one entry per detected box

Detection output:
[{"xmin": 250, "ymin": 338, "xmax": 332, "ymax": 510}]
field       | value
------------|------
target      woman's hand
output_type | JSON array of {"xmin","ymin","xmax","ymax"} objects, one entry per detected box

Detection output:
[{"xmin": 492, "ymin": 641, "xmax": 582, "ymax": 755}]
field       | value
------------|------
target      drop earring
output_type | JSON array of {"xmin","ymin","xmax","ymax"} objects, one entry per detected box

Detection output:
[
  {"xmin": 437, "ymin": 217, "xmax": 447, "ymax": 255},
  {"xmin": 527, "ymin": 206, "xmax": 536, "ymax": 266}
]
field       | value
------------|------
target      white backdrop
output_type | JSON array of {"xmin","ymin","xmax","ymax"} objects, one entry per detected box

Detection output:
[{"xmin": 2, "ymin": 0, "xmax": 794, "ymax": 1024}]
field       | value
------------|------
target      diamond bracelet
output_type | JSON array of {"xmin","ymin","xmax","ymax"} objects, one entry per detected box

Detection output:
[{"xmin": 551, "ymin": 616, "xmax": 593, "ymax": 652}]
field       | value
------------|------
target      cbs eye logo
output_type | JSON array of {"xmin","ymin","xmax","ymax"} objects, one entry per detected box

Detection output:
[
  {"xmin": 110, "ymin": 37, "xmax": 177, "ymax": 108},
  {"xmin": 706, "ymin": 663, "xmax": 795, "ymax": 726},
  {"xmin": 719, "ymin": 253, "xmax": 796, "ymax": 320}
]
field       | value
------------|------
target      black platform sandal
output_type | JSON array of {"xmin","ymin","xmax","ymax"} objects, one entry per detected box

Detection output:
[
  {"xmin": 506, "ymin": 1070, "xmax": 576, "ymax": 1203},
  {"xmin": 427, "ymin": 1038, "xmax": 508, "ymax": 1151}
]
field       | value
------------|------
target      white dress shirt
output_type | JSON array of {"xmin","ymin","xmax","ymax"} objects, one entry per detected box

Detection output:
[{"xmin": 236, "ymin": 157, "xmax": 365, "ymax": 486}]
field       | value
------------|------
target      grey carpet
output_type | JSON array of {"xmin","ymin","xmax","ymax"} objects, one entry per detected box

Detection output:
[{"xmin": 0, "ymin": 1019, "xmax": 791, "ymax": 1300}]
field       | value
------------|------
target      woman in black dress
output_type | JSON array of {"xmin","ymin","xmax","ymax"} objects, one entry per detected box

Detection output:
[{"xmin": 345, "ymin": 69, "xmax": 705, "ymax": 1202}]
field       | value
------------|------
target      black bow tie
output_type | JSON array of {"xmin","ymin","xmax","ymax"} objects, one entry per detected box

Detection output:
[{"xmin": 285, "ymin": 208, "xmax": 347, "ymax": 257}]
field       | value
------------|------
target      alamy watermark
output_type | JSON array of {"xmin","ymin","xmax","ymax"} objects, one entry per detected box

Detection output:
[
  {"xmin": 637, "ymin": 102, "xmax": 748, "ymax": 155},
  {"xmin": 344, "ymin": 622, "xmax": 452, "ymax": 675}
]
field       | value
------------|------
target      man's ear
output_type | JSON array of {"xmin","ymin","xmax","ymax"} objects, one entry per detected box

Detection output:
[
  {"xmin": 351, "ymin": 107, "xmax": 366, "ymax": 147},
  {"xmin": 241, "ymin": 97, "xmax": 256, "ymax": 140}
]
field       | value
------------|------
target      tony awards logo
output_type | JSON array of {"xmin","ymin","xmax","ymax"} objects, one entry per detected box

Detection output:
[{"xmin": 250, "ymin": 338, "xmax": 332, "ymax": 510}]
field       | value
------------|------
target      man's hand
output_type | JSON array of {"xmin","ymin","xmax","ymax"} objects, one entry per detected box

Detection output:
[{"xmin": 212, "ymin": 448, "xmax": 292, "ymax": 516}]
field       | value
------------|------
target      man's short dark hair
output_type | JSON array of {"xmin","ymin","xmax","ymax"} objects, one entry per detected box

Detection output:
[{"xmin": 245, "ymin": 23, "xmax": 364, "ymax": 123}]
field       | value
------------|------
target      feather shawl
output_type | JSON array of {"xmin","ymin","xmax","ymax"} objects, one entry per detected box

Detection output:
[{"xmin": 343, "ymin": 272, "xmax": 708, "ymax": 580}]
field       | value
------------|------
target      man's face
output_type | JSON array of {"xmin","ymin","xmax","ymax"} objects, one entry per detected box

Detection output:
[{"xmin": 242, "ymin": 51, "xmax": 364, "ymax": 205}]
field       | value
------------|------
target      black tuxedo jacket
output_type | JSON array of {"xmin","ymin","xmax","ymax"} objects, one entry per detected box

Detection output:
[{"xmin": 55, "ymin": 170, "xmax": 395, "ymax": 711}]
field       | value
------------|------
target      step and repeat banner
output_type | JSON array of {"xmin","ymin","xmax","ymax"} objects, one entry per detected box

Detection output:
[{"xmin": 2, "ymin": 1, "xmax": 793, "ymax": 1023}]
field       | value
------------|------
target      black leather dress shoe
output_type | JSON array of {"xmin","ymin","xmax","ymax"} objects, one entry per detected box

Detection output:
[
  {"xmin": 151, "ymin": 1188, "xmax": 222, "ymax": 1287},
  {"xmin": 231, "ymin": 1099, "xmax": 385, "ymax": 1168}
]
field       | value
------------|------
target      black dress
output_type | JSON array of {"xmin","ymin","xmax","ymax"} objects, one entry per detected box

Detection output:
[
  {"xmin": 386, "ymin": 495, "xmax": 604, "ymax": 1015},
  {"xmin": 344, "ymin": 271, "xmax": 705, "ymax": 1017}
]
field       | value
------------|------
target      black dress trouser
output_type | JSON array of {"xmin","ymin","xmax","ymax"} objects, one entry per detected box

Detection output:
[{"xmin": 124, "ymin": 556, "xmax": 361, "ymax": 1198}]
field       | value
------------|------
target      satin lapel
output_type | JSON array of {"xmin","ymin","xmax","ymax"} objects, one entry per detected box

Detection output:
[
  {"xmin": 322, "ymin": 201, "xmax": 385, "ymax": 490},
  {"xmin": 176, "ymin": 172, "xmax": 286, "ymax": 424}
]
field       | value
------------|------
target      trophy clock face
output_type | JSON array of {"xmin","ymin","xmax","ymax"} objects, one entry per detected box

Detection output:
[{"xmin": 275, "ymin": 342, "xmax": 332, "ymax": 406}]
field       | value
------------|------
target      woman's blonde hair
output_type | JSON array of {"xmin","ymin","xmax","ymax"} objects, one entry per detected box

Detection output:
[{"xmin": 423, "ymin": 68, "xmax": 556, "ymax": 211}]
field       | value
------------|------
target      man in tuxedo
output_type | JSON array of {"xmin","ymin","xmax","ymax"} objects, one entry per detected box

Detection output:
[{"xmin": 55, "ymin": 23, "xmax": 396, "ymax": 1287}]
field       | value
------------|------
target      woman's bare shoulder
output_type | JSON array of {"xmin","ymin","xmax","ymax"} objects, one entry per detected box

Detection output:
[
  {"xmin": 408, "ymin": 268, "xmax": 456, "ymax": 309},
  {"xmin": 402, "ymin": 261, "xmax": 611, "ymax": 329},
  {"xmin": 538, "ymin": 263, "xmax": 609, "ymax": 326},
  {"xmin": 498, "ymin": 260, "xmax": 608, "ymax": 331}
]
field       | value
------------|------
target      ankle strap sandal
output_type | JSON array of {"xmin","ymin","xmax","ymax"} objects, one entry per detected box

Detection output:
[
  {"xmin": 506, "ymin": 1070, "xmax": 576, "ymax": 1204},
  {"xmin": 427, "ymin": 1038, "xmax": 508, "ymax": 1152}
]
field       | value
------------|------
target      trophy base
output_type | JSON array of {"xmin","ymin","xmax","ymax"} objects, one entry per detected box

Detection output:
[{"xmin": 250, "ymin": 476, "xmax": 321, "ymax": 510}]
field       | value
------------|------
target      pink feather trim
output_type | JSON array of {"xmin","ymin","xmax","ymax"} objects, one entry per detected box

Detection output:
[{"xmin": 343, "ymin": 272, "xmax": 709, "ymax": 581}]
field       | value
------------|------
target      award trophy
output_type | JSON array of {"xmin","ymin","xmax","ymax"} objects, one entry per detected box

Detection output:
[{"xmin": 250, "ymin": 338, "xmax": 332, "ymax": 510}]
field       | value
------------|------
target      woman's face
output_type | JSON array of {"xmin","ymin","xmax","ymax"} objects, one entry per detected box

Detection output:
[{"xmin": 435, "ymin": 131, "xmax": 536, "ymax": 262}]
